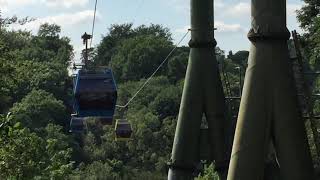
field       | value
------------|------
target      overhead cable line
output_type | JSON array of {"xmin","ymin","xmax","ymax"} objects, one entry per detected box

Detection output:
[
  {"xmin": 116, "ymin": 30, "xmax": 190, "ymax": 108},
  {"xmin": 90, "ymin": 0, "xmax": 98, "ymax": 48}
]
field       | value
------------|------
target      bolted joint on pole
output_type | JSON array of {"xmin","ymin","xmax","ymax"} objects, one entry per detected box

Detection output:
[
  {"xmin": 248, "ymin": 0, "xmax": 290, "ymax": 42},
  {"xmin": 247, "ymin": 28, "xmax": 290, "ymax": 42},
  {"xmin": 188, "ymin": 39, "xmax": 217, "ymax": 49},
  {"xmin": 189, "ymin": 0, "xmax": 215, "ymax": 47}
]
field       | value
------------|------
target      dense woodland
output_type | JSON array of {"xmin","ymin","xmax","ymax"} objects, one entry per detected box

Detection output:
[{"xmin": 0, "ymin": 0, "xmax": 320, "ymax": 179}]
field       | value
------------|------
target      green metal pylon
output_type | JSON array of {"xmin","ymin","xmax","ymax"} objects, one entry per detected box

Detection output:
[
  {"xmin": 227, "ymin": 0, "xmax": 315, "ymax": 179},
  {"xmin": 168, "ymin": 0, "xmax": 230, "ymax": 179}
]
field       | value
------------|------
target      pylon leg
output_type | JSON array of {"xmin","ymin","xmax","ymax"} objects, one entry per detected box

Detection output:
[
  {"xmin": 227, "ymin": 42, "xmax": 273, "ymax": 179},
  {"xmin": 168, "ymin": 0, "xmax": 229, "ymax": 179},
  {"xmin": 203, "ymin": 50, "xmax": 229, "ymax": 177},
  {"xmin": 227, "ymin": 0, "xmax": 315, "ymax": 179},
  {"xmin": 271, "ymin": 41, "xmax": 314, "ymax": 179},
  {"xmin": 168, "ymin": 48, "xmax": 204, "ymax": 180}
]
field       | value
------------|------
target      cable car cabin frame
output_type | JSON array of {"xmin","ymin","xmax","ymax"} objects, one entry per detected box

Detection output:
[
  {"xmin": 115, "ymin": 119, "xmax": 133, "ymax": 141},
  {"xmin": 69, "ymin": 115, "xmax": 87, "ymax": 133},
  {"xmin": 73, "ymin": 68, "xmax": 117, "ymax": 125}
]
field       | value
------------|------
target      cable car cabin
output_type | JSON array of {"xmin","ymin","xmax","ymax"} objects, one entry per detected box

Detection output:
[
  {"xmin": 70, "ymin": 116, "xmax": 86, "ymax": 133},
  {"xmin": 115, "ymin": 119, "xmax": 132, "ymax": 141},
  {"xmin": 73, "ymin": 68, "xmax": 117, "ymax": 125}
]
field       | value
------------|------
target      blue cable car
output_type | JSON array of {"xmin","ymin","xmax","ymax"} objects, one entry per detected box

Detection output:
[{"xmin": 73, "ymin": 68, "xmax": 117, "ymax": 125}]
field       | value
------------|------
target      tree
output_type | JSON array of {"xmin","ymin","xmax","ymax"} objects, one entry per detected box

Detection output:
[
  {"xmin": 38, "ymin": 23, "xmax": 61, "ymax": 38},
  {"xmin": 297, "ymin": 1, "xmax": 320, "ymax": 69},
  {"xmin": 215, "ymin": 47, "xmax": 225, "ymax": 64},
  {"xmin": 196, "ymin": 164, "xmax": 220, "ymax": 180},
  {"xmin": 17, "ymin": 61, "xmax": 68, "ymax": 99},
  {"xmin": 94, "ymin": 23, "xmax": 173, "ymax": 67},
  {"xmin": 33, "ymin": 23, "xmax": 73, "ymax": 66},
  {"xmin": 0, "ymin": 117, "xmax": 73, "ymax": 179},
  {"xmin": 134, "ymin": 24, "xmax": 172, "ymax": 42},
  {"xmin": 110, "ymin": 35, "xmax": 172, "ymax": 82},
  {"xmin": 43, "ymin": 124, "xmax": 74, "ymax": 179},
  {"xmin": 297, "ymin": 1, "xmax": 320, "ymax": 33},
  {"xmin": 150, "ymin": 85, "xmax": 181, "ymax": 119},
  {"xmin": 0, "ymin": 23, "xmax": 73, "ymax": 109},
  {"xmin": 167, "ymin": 46, "xmax": 189, "ymax": 82},
  {"xmin": 0, "ymin": 59, "xmax": 13, "ymax": 113},
  {"xmin": 0, "ymin": 29, "xmax": 32, "ymax": 60},
  {"xmin": 0, "ymin": 116, "xmax": 45, "ymax": 179},
  {"xmin": 94, "ymin": 23, "xmax": 135, "ymax": 66},
  {"xmin": 228, "ymin": 50, "xmax": 249, "ymax": 67},
  {"xmin": 10, "ymin": 89, "xmax": 68, "ymax": 130}
]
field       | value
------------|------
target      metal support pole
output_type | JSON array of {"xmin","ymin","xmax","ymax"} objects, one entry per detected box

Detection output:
[
  {"xmin": 81, "ymin": 32, "xmax": 92, "ymax": 68},
  {"xmin": 239, "ymin": 68, "xmax": 242, "ymax": 97},
  {"xmin": 236, "ymin": 67, "xmax": 242, "ymax": 97},
  {"xmin": 227, "ymin": 0, "xmax": 315, "ymax": 180},
  {"xmin": 168, "ymin": 0, "xmax": 229, "ymax": 179}
]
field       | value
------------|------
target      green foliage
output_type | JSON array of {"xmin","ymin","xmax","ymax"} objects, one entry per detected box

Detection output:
[
  {"xmin": 110, "ymin": 34, "xmax": 172, "ymax": 82},
  {"xmin": 9, "ymin": 61, "xmax": 69, "ymax": 101},
  {"xmin": 43, "ymin": 124, "xmax": 74, "ymax": 179},
  {"xmin": 297, "ymin": 1, "xmax": 320, "ymax": 33},
  {"xmin": 167, "ymin": 46, "xmax": 189, "ymax": 82},
  {"xmin": 117, "ymin": 76, "xmax": 173, "ymax": 107},
  {"xmin": 0, "ymin": 116, "xmax": 45, "ymax": 179},
  {"xmin": 297, "ymin": 1, "xmax": 320, "ymax": 69},
  {"xmin": 94, "ymin": 23, "xmax": 172, "ymax": 68},
  {"xmin": 10, "ymin": 89, "xmax": 68, "ymax": 130},
  {"xmin": 0, "ymin": 22, "xmax": 73, "ymax": 111},
  {"xmin": 38, "ymin": 23, "xmax": 61, "ymax": 38},
  {"xmin": 71, "ymin": 161, "xmax": 123, "ymax": 180},
  {"xmin": 93, "ymin": 23, "xmax": 134, "ymax": 66},
  {"xmin": 0, "ymin": 116, "xmax": 73, "ymax": 179},
  {"xmin": 196, "ymin": 164, "xmax": 220, "ymax": 180},
  {"xmin": 220, "ymin": 50, "xmax": 246, "ymax": 98},
  {"xmin": 150, "ymin": 85, "xmax": 181, "ymax": 119},
  {"xmin": 227, "ymin": 50, "xmax": 249, "ymax": 68},
  {"xmin": 0, "ymin": 59, "xmax": 12, "ymax": 113}
]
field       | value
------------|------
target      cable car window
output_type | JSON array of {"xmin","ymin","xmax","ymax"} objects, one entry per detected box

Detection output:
[
  {"xmin": 77, "ymin": 79, "xmax": 116, "ymax": 94},
  {"xmin": 78, "ymin": 92, "xmax": 116, "ymax": 110}
]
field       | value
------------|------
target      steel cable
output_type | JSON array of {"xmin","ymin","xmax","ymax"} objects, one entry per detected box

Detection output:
[{"xmin": 116, "ymin": 30, "xmax": 190, "ymax": 108}]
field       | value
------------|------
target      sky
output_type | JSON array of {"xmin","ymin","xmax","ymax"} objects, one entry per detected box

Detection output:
[{"xmin": 1, "ymin": 0, "xmax": 305, "ymax": 60}]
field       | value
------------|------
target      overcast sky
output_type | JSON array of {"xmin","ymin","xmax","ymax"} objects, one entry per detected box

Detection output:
[{"xmin": 1, "ymin": 0, "xmax": 304, "ymax": 60}]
